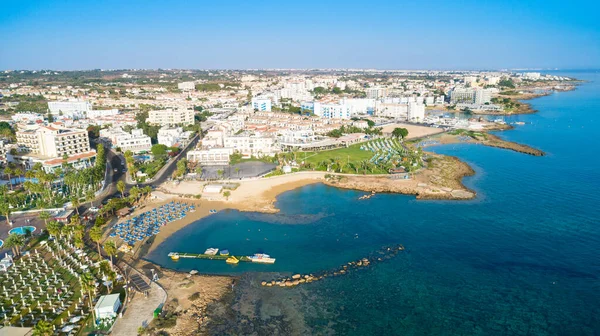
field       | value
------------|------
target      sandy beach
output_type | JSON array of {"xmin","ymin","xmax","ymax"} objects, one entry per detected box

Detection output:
[{"xmin": 380, "ymin": 122, "xmax": 445, "ymax": 138}]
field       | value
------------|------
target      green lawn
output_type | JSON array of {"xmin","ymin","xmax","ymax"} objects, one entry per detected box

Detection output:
[{"xmin": 295, "ymin": 139, "xmax": 410, "ymax": 174}]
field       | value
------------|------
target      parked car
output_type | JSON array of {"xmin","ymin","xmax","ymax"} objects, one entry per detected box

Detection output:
[{"xmin": 89, "ymin": 207, "xmax": 99, "ymax": 212}]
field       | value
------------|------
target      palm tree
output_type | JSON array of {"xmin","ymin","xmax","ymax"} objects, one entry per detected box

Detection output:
[
  {"xmin": 89, "ymin": 225, "xmax": 103, "ymax": 257},
  {"xmin": 103, "ymin": 241, "xmax": 117, "ymax": 269},
  {"xmin": 217, "ymin": 169, "xmax": 224, "ymax": 180},
  {"xmin": 32, "ymin": 320, "xmax": 53, "ymax": 336},
  {"xmin": 80, "ymin": 272, "xmax": 97, "ymax": 325},
  {"xmin": 71, "ymin": 196, "xmax": 80, "ymax": 214},
  {"xmin": 46, "ymin": 220, "xmax": 62, "ymax": 238},
  {"xmin": 117, "ymin": 180, "xmax": 126, "ymax": 197},
  {"xmin": 0, "ymin": 201, "xmax": 11, "ymax": 225},
  {"xmin": 4, "ymin": 164, "xmax": 14, "ymax": 190},
  {"xmin": 234, "ymin": 167, "xmax": 240, "ymax": 178},
  {"xmin": 4, "ymin": 233, "xmax": 24, "ymax": 256},
  {"xmin": 39, "ymin": 211, "xmax": 51, "ymax": 226},
  {"xmin": 85, "ymin": 189, "xmax": 95, "ymax": 207}
]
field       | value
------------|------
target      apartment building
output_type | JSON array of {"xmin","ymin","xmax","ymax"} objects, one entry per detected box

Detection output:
[
  {"xmin": 375, "ymin": 102, "xmax": 408, "ymax": 119},
  {"xmin": 99, "ymin": 127, "xmax": 152, "ymax": 153},
  {"xmin": 313, "ymin": 101, "xmax": 352, "ymax": 119},
  {"xmin": 407, "ymin": 103, "xmax": 425, "ymax": 122},
  {"xmin": 14, "ymin": 124, "xmax": 95, "ymax": 171},
  {"xmin": 366, "ymin": 87, "xmax": 388, "ymax": 99},
  {"xmin": 251, "ymin": 97, "xmax": 272, "ymax": 112},
  {"xmin": 147, "ymin": 109, "xmax": 195, "ymax": 126},
  {"xmin": 157, "ymin": 126, "xmax": 193, "ymax": 147},
  {"xmin": 48, "ymin": 100, "xmax": 92, "ymax": 117},
  {"xmin": 187, "ymin": 147, "xmax": 233, "ymax": 165},
  {"xmin": 223, "ymin": 135, "xmax": 277, "ymax": 157}
]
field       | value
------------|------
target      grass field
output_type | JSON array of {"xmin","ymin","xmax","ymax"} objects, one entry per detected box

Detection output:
[{"xmin": 296, "ymin": 138, "xmax": 413, "ymax": 174}]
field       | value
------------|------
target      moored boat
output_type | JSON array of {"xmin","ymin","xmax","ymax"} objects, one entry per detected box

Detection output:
[
  {"xmin": 168, "ymin": 252, "xmax": 180, "ymax": 260},
  {"xmin": 249, "ymin": 253, "xmax": 276, "ymax": 264},
  {"xmin": 226, "ymin": 256, "xmax": 239, "ymax": 264}
]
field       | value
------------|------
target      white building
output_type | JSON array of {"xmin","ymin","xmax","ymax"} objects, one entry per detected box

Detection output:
[
  {"xmin": 224, "ymin": 135, "xmax": 277, "ymax": 157},
  {"xmin": 99, "ymin": 127, "xmax": 152, "ymax": 153},
  {"xmin": 147, "ymin": 109, "xmax": 195, "ymax": 126},
  {"xmin": 16, "ymin": 124, "xmax": 91, "ymax": 158},
  {"xmin": 313, "ymin": 101, "xmax": 352, "ymax": 119},
  {"xmin": 94, "ymin": 294, "xmax": 121, "ymax": 319},
  {"xmin": 14, "ymin": 124, "xmax": 96, "ymax": 171},
  {"xmin": 366, "ymin": 87, "xmax": 388, "ymax": 99},
  {"xmin": 178, "ymin": 81, "xmax": 196, "ymax": 91},
  {"xmin": 341, "ymin": 98, "xmax": 375, "ymax": 115},
  {"xmin": 187, "ymin": 147, "xmax": 234, "ymax": 165},
  {"xmin": 407, "ymin": 103, "xmax": 425, "ymax": 122},
  {"xmin": 48, "ymin": 100, "xmax": 92, "ymax": 117},
  {"xmin": 86, "ymin": 109, "xmax": 119, "ymax": 119},
  {"xmin": 375, "ymin": 102, "xmax": 408, "ymax": 119},
  {"xmin": 157, "ymin": 126, "xmax": 193, "ymax": 147},
  {"xmin": 450, "ymin": 88, "xmax": 476, "ymax": 104},
  {"xmin": 251, "ymin": 98, "xmax": 272, "ymax": 112},
  {"xmin": 474, "ymin": 88, "xmax": 492, "ymax": 105}
]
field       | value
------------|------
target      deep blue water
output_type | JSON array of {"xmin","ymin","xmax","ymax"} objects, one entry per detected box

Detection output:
[{"xmin": 148, "ymin": 71, "xmax": 600, "ymax": 335}]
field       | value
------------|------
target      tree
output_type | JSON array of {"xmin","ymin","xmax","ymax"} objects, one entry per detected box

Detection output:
[
  {"xmin": 46, "ymin": 220, "xmax": 63, "ymax": 238},
  {"xmin": 39, "ymin": 211, "xmax": 51, "ymax": 226},
  {"xmin": 86, "ymin": 188, "xmax": 95, "ymax": 207},
  {"xmin": 4, "ymin": 164, "xmax": 14, "ymax": 190},
  {"xmin": 104, "ymin": 241, "xmax": 117, "ymax": 269},
  {"xmin": 217, "ymin": 169, "xmax": 224, "ymax": 179},
  {"xmin": 392, "ymin": 128, "xmax": 409, "ymax": 139},
  {"xmin": 0, "ymin": 202, "xmax": 11, "ymax": 225},
  {"xmin": 4, "ymin": 233, "xmax": 24, "ymax": 256},
  {"xmin": 71, "ymin": 196, "xmax": 80, "ymax": 214},
  {"xmin": 176, "ymin": 158, "xmax": 188, "ymax": 178},
  {"xmin": 80, "ymin": 272, "xmax": 97, "ymax": 325},
  {"xmin": 223, "ymin": 191, "xmax": 231, "ymax": 200},
  {"xmin": 89, "ymin": 225, "xmax": 103, "ymax": 257},
  {"xmin": 117, "ymin": 180, "xmax": 126, "ymax": 197},
  {"xmin": 32, "ymin": 320, "xmax": 53, "ymax": 336},
  {"xmin": 151, "ymin": 144, "xmax": 168, "ymax": 158}
]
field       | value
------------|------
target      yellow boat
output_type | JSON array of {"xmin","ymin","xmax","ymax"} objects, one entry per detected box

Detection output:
[
  {"xmin": 226, "ymin": 256, "xmax": 239, "ymax": 264},
  {"xmin": 169, "ymin": 252, "xmax": 180, "ymax": 260}
]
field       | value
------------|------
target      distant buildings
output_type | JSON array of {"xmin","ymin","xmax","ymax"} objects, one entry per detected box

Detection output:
[
  {"xmin": 178, "ymin": 81, "xmax": 196, "ymax": 91},
  {"xmin": 147, "ymin": 108, "xmax": 195, "ymax": 126},
  {"xmin": 48, "ymin": 100, "xmax": 92, "ymax": 117},
  {"xmin": 99, "ymin": 127, "xmax": 152, "ymax": 153},
  {"xmin": 366, "ymin": 87, "xmax": 388, "ymax": 99},
  {"xmin": 407, "ymin": 102, "xmax": 425, "ymax": 121},
  {"xmin": 251, "ymin": 97, "xmax": 272, "ymax": 112}
]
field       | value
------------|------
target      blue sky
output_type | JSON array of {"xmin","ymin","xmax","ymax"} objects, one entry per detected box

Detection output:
[{"xmin": 1, "ymin": 0, "xmax": 599, "ymax": 70}]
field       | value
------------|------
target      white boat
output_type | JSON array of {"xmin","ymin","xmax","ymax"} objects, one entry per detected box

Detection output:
[
  {"xmin": 204, "ymin": 248, "xmax": 219, "ymax": 255},
  {"xmin": 248, "ymin": 253, "xmax": 276, "ymax": 264}
]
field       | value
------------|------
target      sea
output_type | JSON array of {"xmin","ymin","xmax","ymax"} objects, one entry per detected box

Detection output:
[{"xmin": 147, "ymin": 70, "xmax": 600, "ymax": 335}]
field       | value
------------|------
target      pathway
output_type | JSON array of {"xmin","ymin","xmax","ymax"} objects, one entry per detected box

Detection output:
[{"xmin": 111, "ymin": 281, "xmax": 166, "ymax": 335}]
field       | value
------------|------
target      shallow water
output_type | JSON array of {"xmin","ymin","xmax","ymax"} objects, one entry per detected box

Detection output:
[{"xmin": 148, "ymin": 70, "xmax": 600, "ymax": 335}]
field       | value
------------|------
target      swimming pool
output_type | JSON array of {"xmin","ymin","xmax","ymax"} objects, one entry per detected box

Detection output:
[{"xmin": 8, "ymin": 226, "xmax": 37, "ymax": 235}]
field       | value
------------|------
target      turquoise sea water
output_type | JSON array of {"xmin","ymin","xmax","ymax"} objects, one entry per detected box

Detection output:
[{"xmin": 147, "ymin": 71, "xmax": 600, "ymax": 335}]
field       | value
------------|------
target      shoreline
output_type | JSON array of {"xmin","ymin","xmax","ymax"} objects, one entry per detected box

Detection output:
[{"xmin": 130, "ymin": 81, "xmax": 571, "ymax": 334}]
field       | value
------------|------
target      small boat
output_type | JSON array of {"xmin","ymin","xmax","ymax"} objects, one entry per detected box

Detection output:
[
  {"xmin": 168, "ymin": 252, "xmax": 180, "ymax": 260},
  {"xmin": 226, "ymin": 256, "xmax": 239, "ymax": 264},
  {"xmin": 249, "ymin": 253, "xmax": 276, "ymax": 264},
  {"xmin": 220, "ymin": 250, "xmax": 230, "ymax": 256},
  {"xmin": 204, "ymin": 248, "xmax": 219, "ymax": 255}
]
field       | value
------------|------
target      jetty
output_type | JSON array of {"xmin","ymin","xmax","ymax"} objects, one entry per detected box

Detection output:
[{"xmin": 167, "ymin": 252, "xmax": 275, "ymax": 264}]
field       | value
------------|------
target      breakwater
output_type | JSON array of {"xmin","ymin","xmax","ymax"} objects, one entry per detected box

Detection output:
[{"xmin": 261, "ymin": 244, "xmax": 405, "ymax": 288}]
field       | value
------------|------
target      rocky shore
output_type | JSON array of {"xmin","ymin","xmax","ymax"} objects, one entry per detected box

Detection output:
[{"xmin": 323, "ymin": 154, "xmax": 476, "ymax": 201}]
